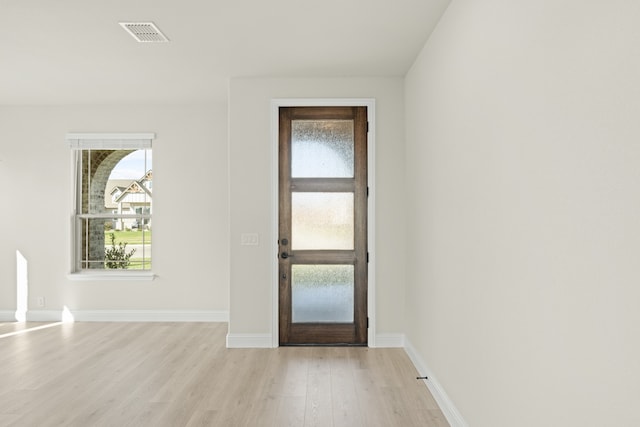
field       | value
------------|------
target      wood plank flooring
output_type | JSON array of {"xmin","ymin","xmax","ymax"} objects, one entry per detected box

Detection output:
[{"xmin": 0, "ymin": 322, "xmax": 448, "ymax": 427}]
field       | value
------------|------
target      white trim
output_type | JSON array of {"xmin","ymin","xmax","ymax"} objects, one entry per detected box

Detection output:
[
  {"xmin": 67, "ymin": 272, "xmax": 156, "ymax": 281},
  {"xmin": 66, "ymin": 133, "xmax": 155, "ymax": 150},
  {"xmin": 22, "ymin": 310, "xmax": 228, "ymax": 322},
  {"xmin": 226, "ymin": 333, "xmax": 274, "ymax": 348},
  {"xmin": 270, "ymin": 98, "xmax": 376, "ymax": 348},
  {"xmin": 373, "ymin": 333, "xmax": 405, "ymax": 348},
  {"xmin": 26, "ymin": 310, "xmax": 64, "ymax": 322},
  {"xmin": 271, "ymin": 101, "xmax": 280, "ymax": 348},
  {"xmin": 66, "ymin": 133, "xmax": 155, "ymax": 140},
  {"xmin": 73, "ymin": 310, "xmax": 228, "ymax": 322},
  {"xmin": 68, "ymin": 135, "xmax": 153, "ymax": 273},
  {"xmin": 404, "ymin": 338, "xmax": 469, "ymax": 427},
  {"xmin": 0, "ymin": 311, "xmax": 17, "ymax": 321}
]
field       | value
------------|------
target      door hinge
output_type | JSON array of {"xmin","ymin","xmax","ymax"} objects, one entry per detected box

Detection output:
[
  {"xmin": 367, "ymin": 317, "xmax": 369, "ymax": 328},
  {"xmin": 366, "ymin": 121, "xmax": 370, "ymax": 133},
  {"xmin": 366, "ymin": 186, "xmax": 369, "ymax": 197},
  {"xmin": 366, "ymin": 252, "xmax": 369, "ymax": 263}
]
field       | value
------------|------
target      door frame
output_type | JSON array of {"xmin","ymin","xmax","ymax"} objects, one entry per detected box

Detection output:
[{"xmin": 270, "ymin": 98, "xmax": 376, "ymax": 348}]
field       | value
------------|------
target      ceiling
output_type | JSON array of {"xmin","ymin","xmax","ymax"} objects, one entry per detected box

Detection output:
[{"xmin": 0, "ymin": 0, "xmax": 450, "ymax": 105}]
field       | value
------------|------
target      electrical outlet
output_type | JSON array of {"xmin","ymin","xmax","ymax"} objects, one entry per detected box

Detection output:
[{"xmin": 36, "ymin": 297, "xmax": 45, "ymax": 308}]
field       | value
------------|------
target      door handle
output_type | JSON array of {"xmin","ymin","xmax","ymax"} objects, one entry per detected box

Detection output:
[{"xmin": 280, "ymin": 252, "xmax": 293, "ymax": 259}]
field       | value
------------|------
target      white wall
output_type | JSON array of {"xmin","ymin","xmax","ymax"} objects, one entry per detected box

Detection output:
[
  {"xmin": 405, "ymin": 1, "xmax": 640, "ymax": 426},
  {"xmin": 0, "ymin": 105, "xmax": 229, "ymax": 317},
  {"xmin": 228, "ymin": 78, "xmax": 406, "ymax": 341}
]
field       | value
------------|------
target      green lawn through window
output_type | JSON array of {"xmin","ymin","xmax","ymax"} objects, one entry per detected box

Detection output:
[{"xmin": 105, "ymin": 230, "xmax": 151, "ymax": 245}]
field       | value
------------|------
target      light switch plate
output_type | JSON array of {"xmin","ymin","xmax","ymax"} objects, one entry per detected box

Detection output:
[{"xmin": 241, "ymin": 233, "xmax": 259, "ymax": 246}]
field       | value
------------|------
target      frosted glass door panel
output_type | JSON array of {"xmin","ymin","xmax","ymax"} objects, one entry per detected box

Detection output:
[
  {"xmin": 292, "ymin": 120, "xmax": 354, "ymax": 178},
  {"xmin": 292, "ymin": 265, "xmax": 354, "ymax": 323},
  {"xmin": 292, "ymin": 192, "xmax": 354, "ymax": 250}
]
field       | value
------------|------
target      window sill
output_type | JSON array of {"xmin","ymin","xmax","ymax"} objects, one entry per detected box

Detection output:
[{"xmin": 67, "ymin": 271, "xmax": 156, "ymax": 281}]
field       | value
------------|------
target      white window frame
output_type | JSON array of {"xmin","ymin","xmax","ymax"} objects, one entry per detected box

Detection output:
[{"xmin": 67, "ymin": 133, "xmax": 155, "ymax": 281}]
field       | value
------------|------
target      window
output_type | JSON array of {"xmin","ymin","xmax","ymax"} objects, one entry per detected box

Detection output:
[{"xmin": 67, "ymin": 133, "xmax": 154, "ymax": 276}]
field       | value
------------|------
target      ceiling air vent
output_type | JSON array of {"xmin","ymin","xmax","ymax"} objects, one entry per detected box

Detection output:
[{"xmin": 119, "ymin": 22, "xmax": 169, "ymax": 43}]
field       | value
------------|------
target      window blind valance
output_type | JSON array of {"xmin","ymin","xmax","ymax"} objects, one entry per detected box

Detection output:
[{"xmin": 66, "ymin": 133, "xmax": 154, "ymax": 150}]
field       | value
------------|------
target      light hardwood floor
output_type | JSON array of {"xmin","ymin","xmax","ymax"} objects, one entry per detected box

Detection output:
[{"xmin": 0, "ymin": 322, "xmax": 449, "ymax": 427}]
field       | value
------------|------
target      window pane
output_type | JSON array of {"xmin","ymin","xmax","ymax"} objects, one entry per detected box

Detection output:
[
  {"xmin": 78, "ymin": 218, "xmax": 151, "ymax": 270},
  {"xmin": 105, "ymin": 228, "xmax": 152, "ymax": 270},
  {"xmin": 292, "ymin": 120, "xmax": 354, "ymax": 178},
  {"xmin": 82, "ymin": 149, "xmax": 152, "ymax": 214},
  {"xmin": 292, "ymin": 265, "xmax": 354, "ymax": 323},
  {"xmin": 292, "ymin": 192, "xmax": 354, "ymax": 250}
]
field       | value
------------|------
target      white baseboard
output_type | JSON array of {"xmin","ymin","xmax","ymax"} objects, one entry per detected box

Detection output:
[
  {"xmin": 27, "ymin": 310, "xmax": 63, "ymax": 321},
  {"xmin": 224, "ymin": 333, "xmax": 405, "ymax": 349},
  {"xmin": 226, "ymin": 333, "xmax": 274, "ymax": 348},
  {"xmin": 8, "ymin": 310, "xmax": 229, "ymax": 323},
  {"xmin": 73, "ymin": 310, "xmax": 229, "ymax": 322},
  {"xmin": 404, "ymin": 338, "xmax": 469, "ymax": 427},
  {"xmin": 0, "ymin": 311, "xmax": 17, "ymax": 321},
  {"xmin": 374, "ymin": 333, "xmax": 405, "ymax": 348}
]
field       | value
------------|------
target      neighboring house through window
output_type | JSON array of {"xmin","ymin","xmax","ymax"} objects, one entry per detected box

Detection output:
[
  {"xmin": 67, "ymin": 133, "xmax": 154, "ymax": 275},
  {"xmin": 106, "ymin": 170, "xmax": 153, "ymax": 232}
]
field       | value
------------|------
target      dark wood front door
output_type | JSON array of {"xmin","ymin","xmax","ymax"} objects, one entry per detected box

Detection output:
[{"xmin": 279, "ymin": 106, "xmax": 368, "ymax": 345}]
